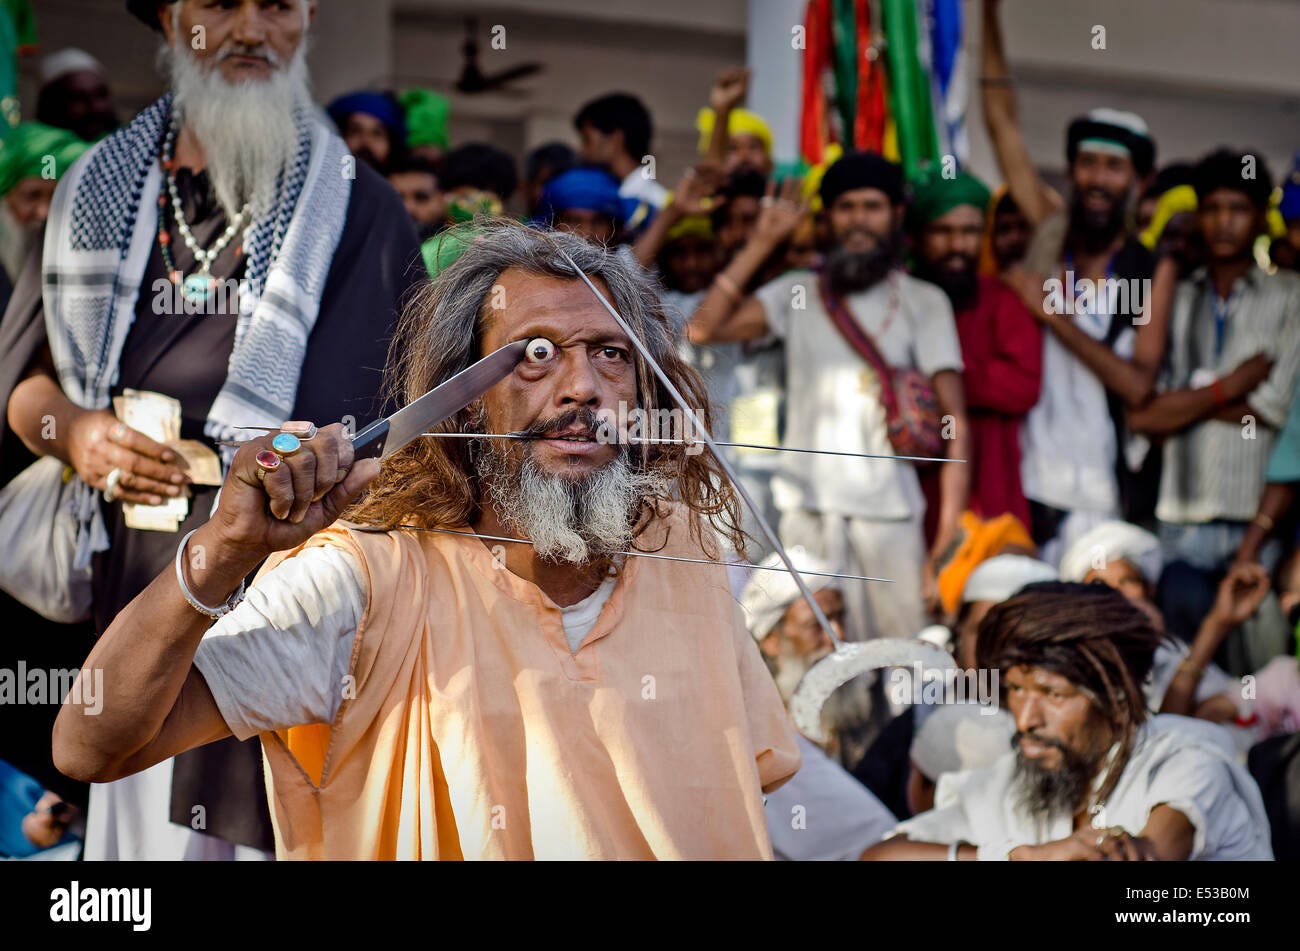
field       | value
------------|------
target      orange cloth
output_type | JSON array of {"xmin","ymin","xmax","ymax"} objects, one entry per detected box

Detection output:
[
  {"xmin": 935, "ymin": 510, "xmax": 1036, "ymax": 616},
  {"xmin": 256, "ymin": 504, "xmax": 800, "ymax": 860},
  {"xmin": 978, "ymin": 184, "xmax": 1008, "ymax": 277}
]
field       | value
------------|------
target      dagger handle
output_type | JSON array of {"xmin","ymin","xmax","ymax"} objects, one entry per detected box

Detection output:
[{"xmin": 351, "ymin": 418, "xmax": 390, "ymax": 460}]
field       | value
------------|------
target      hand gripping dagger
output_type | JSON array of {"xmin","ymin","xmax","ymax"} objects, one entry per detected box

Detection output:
[{"xmin": 553, "ymin": 249, "xmax": 955, "ymax": 742}]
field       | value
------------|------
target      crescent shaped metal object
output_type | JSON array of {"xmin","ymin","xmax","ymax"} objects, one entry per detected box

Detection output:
[{"xmin": 789, "ymin": 639, "xmax": 957, "ymax": 743}]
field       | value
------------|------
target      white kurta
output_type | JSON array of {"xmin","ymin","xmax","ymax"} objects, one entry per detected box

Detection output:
[{"xmin": 893, "ymin": 715, "xmax": 1272, "ymax": 860}]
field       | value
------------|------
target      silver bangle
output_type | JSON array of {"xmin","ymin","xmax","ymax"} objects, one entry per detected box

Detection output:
[
  {"xmin": 174, "ymin": 528, "xmax": 245, "ymax": 619},
  {"xmin": 948, "ymin": 841, "xmax": 960, "ymax": 861}
]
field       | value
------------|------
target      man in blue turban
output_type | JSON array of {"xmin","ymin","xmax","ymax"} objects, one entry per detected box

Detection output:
[
  {"xmin": 1276, "ymin": 151, "xmax": 1300, "ymax": 272},
  {"xmin": 535, "ymin": 166, "xmax": 625, "ymax": 245},
  {"xmin": 326, "ymin": 90, "xmax": 406, "ymax": 171}
]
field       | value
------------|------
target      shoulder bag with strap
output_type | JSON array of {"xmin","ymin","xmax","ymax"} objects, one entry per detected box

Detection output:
[{"xmin": 817, "ymin": 270, "xmax": 943, "ymax": 462}]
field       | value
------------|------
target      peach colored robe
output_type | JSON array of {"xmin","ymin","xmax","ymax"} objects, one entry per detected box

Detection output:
[{"xmin": 256, "ymin": 505, "xmax": 800, "ymax": 859}]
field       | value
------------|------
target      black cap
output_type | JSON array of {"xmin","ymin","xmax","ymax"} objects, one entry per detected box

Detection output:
[
  {"xmin": 127, "ymin": 0, "xmax": 175, "ymax": 32},
  {"xmin": 819, "ymin": 151, "xmax": 904, "ymax": 208}
]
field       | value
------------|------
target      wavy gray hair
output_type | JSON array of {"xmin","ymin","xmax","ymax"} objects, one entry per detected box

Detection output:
[{"xmin": 348, "ymin": 218, "xmax": 747, "ymax": 558}]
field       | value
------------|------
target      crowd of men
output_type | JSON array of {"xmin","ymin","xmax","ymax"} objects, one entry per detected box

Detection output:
[{"xmin": 0, "ymin": 0, "xmax": 1298, "ymax": 861}]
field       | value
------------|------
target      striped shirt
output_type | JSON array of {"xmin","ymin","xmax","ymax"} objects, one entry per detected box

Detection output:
[{"xmin": 1158, "ymin": 266, "xmax": 1300, "ymax": 523}]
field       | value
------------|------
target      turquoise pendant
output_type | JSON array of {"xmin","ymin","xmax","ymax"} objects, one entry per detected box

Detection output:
[{"xmin": 182, "ymin": 272, "xmax": 214, "ymax": 304}]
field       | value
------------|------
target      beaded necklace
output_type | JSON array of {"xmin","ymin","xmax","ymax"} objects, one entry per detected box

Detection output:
[{"xmin": 157, "ymin": 120, "xmax": 250, "ymax": 306}]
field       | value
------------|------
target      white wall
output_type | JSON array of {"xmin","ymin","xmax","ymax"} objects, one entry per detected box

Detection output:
[{"xmin": 964, "ymin": 0, "xmax": 1300, "ymax": 185}]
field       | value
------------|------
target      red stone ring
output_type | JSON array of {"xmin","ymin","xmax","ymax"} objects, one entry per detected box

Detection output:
[{"xmin": 255, "ymin": 449, "xmax": 282, "ymax": 482}]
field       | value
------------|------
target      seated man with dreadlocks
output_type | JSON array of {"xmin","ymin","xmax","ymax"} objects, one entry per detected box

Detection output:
[
  {"xmin": 53, "ymin": 220, "xmax": 800, "ymax": 860},
  {"xmin": 864, "ymin": 583, "xmax": 1271, "ymax": 860}
]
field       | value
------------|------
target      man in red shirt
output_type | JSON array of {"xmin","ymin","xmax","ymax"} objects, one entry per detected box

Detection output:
[{"xmin": 909, "ymin": 170, "xmax": 1042, "ymax": 528}]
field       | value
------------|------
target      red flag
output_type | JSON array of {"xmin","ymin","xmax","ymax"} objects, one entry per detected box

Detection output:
[
  {"xmin": 853, "ymin": 0, "xmax": 887, "ymax": 151},
  {"xmin": 800, "ymin": 0, "xmax": 832, "ymax": 165}
]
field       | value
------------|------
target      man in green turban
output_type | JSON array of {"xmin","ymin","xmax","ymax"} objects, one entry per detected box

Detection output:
[
  {"xmin": 907, "ymin": 165, "xmax": 1043, "ymax": 531},
  {"xmin": 0, "ymin": 121, "xmax": 88, "ymax": 282}
]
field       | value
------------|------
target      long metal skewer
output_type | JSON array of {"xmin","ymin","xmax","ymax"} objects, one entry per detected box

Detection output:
[
  {"xmin": 417, "ymin": 430, "xmax": 963, "ymax": 465},
  {"xmin": 226, "ymin": 426, "xmax": 964, "ymax": 465},
  {"xmin": 399, "ymin": 526, "xmax": 893, "ymax": 584}
]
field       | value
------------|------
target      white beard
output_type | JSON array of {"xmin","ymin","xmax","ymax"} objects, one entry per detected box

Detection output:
[
  {"xmin": 160, "ymin": 35, "xmax": 312, "ymax": 222},
  {"xmin": 480, "ymin": 443, "xmax": 672, "ymax": 566}
]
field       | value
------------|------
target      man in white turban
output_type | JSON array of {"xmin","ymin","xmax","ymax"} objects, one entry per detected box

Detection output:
[
  {"xmin": 739, "ymin": 548, "xmax": 896, "ymax": 860},
  {"xmin": 1059, "ymin": 521, "xmax": 1247, "ymax": 723},
  {"xmin": 36, "ymin": 47, "xmax": 119, "ymax": 142},
  {"xmin": 953, "ymin": 554, "xmax": 1058, "ymax": 669}
]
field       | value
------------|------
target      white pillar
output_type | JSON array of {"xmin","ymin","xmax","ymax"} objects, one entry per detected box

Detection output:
[
  {"xmin": 746, "ymin": 0, "xmax": 805, "ymax": 166},
  {"xmin": 307, "ymin": 0, "xmax": 393, "ymax": 102}
]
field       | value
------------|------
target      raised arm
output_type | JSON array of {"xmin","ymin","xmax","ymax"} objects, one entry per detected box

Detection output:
[
  {"xmin": 632, "ymin": 162, "xmax": 724, "ymax": 268},
  {"xmin": 52, "ymin": 423, "xmax": 379, "ymax": 783},
  {"xmin": 979, "ymin": 0, "xmax": 1059, "ymax": 226},
  {"xmin": 704, "ymin": 67, "xmax": 750, "ymax": 168},
  {"xmin": 688, "ymin": 178, "xmax": 806, "ymax": 344}
]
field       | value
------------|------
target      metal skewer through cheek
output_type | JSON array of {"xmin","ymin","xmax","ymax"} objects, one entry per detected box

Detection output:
[{"xmin": 557, "ymin": 250, "xmax": 847, "ymax": 650}]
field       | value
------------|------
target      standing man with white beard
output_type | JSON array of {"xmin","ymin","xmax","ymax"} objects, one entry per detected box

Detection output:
[{"xmin": 2, "ymin": 0, "xmax": 421, "ymax": 859}]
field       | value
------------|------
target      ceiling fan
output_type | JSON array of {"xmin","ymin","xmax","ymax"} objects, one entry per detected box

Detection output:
[{"xmin": 454, "ymin": 17, "xmax": 544, "ymax": 94}]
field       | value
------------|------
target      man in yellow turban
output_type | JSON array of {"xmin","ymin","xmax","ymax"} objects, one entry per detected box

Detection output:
[{"xmin": 697, "ymin": 67, "xmax": 773, "ymax": 177}]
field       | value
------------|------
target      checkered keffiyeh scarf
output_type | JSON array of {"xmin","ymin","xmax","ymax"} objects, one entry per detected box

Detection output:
[{"xmin": 41, "ymin": 93, "xmax": 352, "ymax": 567}]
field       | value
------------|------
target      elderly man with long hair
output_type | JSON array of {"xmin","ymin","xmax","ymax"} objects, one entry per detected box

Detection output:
[
  {"xmin": 52, "ymin": 221, "xmax": 800, "ymax": 860},
  {"xmin": 864, "ymin": 583, "xmax": 1271, "ymax": 860}
]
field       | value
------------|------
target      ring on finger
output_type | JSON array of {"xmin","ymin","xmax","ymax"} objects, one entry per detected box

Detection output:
[
  {"xmin": 103, "ymin": 467, "xmax": 124, "ymax": 502},
  {"xmin": 270, "ymin": 432, "xmax": 302, "ymax": 457},
  {"xmin": 255, "ymin": 449, "xmax": 282, "ymax": 482},
  {"xmin": 280, "ymin": 422, "xmax": 317, "ymax": 441},
  {"xmin": 110, "ymin": 422, "xmax": 129, "ymax": 443}
]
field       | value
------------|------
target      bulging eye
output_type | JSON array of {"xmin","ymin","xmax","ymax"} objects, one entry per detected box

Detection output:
[{"xmin": 525, "ymin": 337, "xmax": 556, "ymax": 363}]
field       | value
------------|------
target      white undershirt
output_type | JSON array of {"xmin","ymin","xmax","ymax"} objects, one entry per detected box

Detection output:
[{"xmin": 559, "ymin": 573, "xmax": 618, "ymax": 653}]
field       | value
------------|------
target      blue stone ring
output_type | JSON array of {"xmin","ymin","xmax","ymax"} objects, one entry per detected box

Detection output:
[{"xmin": 270, "ymin": 432, "xmax": 302, "ymax": 457}]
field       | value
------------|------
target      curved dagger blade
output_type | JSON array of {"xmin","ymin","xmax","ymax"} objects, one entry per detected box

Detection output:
[{"xmin": 789, "ymin": 639, "xmax": 956, "ymax": 743}]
